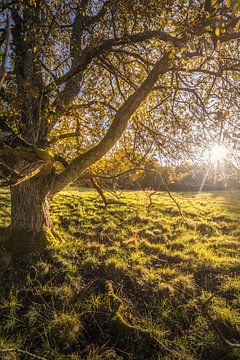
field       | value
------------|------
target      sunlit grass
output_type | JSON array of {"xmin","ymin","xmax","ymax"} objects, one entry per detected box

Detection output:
[{"xmin": 0, "ymin": 188, "xmax": 239, "ymax": 359}]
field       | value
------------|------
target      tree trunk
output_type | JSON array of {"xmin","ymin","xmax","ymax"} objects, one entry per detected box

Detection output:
[
  {"xmin": 11, "ymin": 178, "xmax": 52, "ymax": 233},
  {"xmin": 6, "ymin": 176, "xmax": 53, "ymax": 256}
]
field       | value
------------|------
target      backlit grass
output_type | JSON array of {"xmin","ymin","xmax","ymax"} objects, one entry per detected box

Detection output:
[{"xmin": 0, "ymin": 188, "xmax": 239, "ymax": 359}]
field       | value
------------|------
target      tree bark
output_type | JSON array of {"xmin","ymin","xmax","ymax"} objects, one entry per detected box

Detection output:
[
  {"xmin": 10, "ymin": 177, "xmax": 52, "ymax": 234},
  {"xmin": 3, "ymin": 176, "xmax": 54, "ymax": 258},
  {"xmin": 0, "ymin": 174, "xmax": 54, "ymax": 260}
]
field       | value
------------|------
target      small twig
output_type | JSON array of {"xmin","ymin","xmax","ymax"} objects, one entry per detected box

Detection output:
[
  {"xmin": 92, "ymin": 166, "xmax": 141, "ymax": 180},
  {"xmin": 90, "ymin": 166, "xmax": 185, "ymax": 219},
  {"xmin": 146, "ymin": 190, "xmax": 157, "ymax": 211},
  {"xmin": 0, "ymin": 348, "xmax": 47, "ymax": 360},
  {"xmin": 158, "ymin": 172, "xmax": 185, "ymax": 221}
]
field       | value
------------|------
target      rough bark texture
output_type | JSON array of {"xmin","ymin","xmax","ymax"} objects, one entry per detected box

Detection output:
[
  {"xmin": 0, "ymin": 177, "xmax": 53, "ymax": 261},
  {"xmin": 0, "ymin": 176, "xmax": 54, "ymax": 258},
  {"xmin": 10, "ymin": 177, "xmax": 52, "ymax": 234}
]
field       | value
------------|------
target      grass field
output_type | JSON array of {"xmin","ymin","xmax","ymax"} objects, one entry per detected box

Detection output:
[{"xmin": 0, "ymin": 188, "xmax": 239, "ymax": 359}]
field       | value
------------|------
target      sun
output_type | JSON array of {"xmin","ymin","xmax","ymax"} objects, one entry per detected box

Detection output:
[{"xmin": 210, "ymin": 144, "xmax": 228, "ymax": 164}]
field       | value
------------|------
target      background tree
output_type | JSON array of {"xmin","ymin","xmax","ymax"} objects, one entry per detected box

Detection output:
[{"xmin": 0, "ymin": 0, "xmax": 239, "ymax": 255}]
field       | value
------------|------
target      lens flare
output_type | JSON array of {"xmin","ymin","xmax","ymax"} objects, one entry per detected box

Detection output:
[{"xmin": 210, "ymin": 144, "xmax": 228, "ymax": 164}]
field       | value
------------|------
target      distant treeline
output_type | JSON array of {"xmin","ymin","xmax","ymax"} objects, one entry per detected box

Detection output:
[
  {"xmin": 129, "ymin": 163, "xmax": 240, "ymax": 191},
  {"xmin": 80, "ymin": 161, "xmax": 240, "ymax": 192}
]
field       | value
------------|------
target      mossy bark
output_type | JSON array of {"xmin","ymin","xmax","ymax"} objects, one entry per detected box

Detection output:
[
  {"xmin": 7, "ymin": 176, "xmax": 53, "ymax": 256},
  {"xmin": 11, "ymin": 178, "xmax": 52, "ymax": 231}
]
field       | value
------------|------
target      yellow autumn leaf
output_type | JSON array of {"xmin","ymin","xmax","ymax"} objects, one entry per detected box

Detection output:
[
  {"xmin": 180, "ymin": 47, "xmax": 187, "ymax": 53},
  {"xmin": 29, "ymin": 0, "xmax": 37, "ymax": 6},
  {"xmin": 226, "ymin": 0, "xmax": 231, "ymax": 8},
  {"xmin": 215, "ymin": 28, "xmax": 220, "ymax": 36}
]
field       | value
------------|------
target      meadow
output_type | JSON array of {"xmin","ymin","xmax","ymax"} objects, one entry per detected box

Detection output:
[{"xmin": 0, "ymin": 188, "xmax": 239, "ymax": 360}]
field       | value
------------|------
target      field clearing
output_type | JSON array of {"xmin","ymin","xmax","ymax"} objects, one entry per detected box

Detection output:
[{"xmin": 0, "ymin": 189, "xmax": 239, "ymax": 359}]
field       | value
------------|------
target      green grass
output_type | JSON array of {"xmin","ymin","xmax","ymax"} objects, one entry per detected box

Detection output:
[{"xmin": 0, "ymin": 188, "xmax": 240, "ymax": 359}]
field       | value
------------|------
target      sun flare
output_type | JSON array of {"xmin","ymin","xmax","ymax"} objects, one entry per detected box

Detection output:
[{"xmin": 210, "ymin": 144, "xmax": 228, "ymax": 164}]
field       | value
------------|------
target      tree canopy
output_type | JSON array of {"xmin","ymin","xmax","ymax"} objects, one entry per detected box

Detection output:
[{"xmin": 0, "ymin": 0, "xmax": 239, "ymax": 206}]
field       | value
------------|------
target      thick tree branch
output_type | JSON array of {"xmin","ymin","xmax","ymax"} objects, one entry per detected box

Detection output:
[
  {"xmin": 220, "ymin": 31, "xmax": 240, "ymax": 42},
  {"xmin": 55, "ymin": 31, "xmax": 182, "ymax": 87},
  {"xmin": 51, "ymin": 52, "xmax": 171, "ymax": 194},
  {"xmin": 90, "ymin": 176, "xmax": 108, "ymax": 207},
  {"xmin": 53, "ymin": 154, "xmax": 69, "ymax": 168},
  {"xmin": 0, "ymin": 158, "xmax": 49, "ymax": 186},
  {"xmin": 51, "ymin": 29, "xmax": 182, "ymax": 122}
]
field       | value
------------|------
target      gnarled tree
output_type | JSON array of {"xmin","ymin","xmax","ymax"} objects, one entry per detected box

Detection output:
[{"xmin": 0, "ymin": 0, "xmax": 239, "ymax": 254}]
